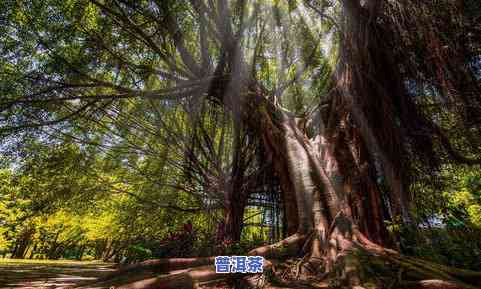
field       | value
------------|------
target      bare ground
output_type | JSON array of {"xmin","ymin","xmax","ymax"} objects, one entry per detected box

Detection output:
[{"xmin": 0, "ymin": 259, "xmax": 116, "ymax": 289}]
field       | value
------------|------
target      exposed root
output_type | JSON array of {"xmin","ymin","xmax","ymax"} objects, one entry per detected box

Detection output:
[
  {"xmin": 401, "ymin": 279, "xmax": 475, "ymax": 289},
  {"xmin": 401, "ymin": 256, "xmax": 481, "ymax": 285},
  {"xmin": 115, "ymin": 265, "xmax": 219, "ymax": 289},
  {"xmin": 248, "ymin": 233, "xmax": 307, "ymax": 258},
  {"xmin": 76, "ymin": 228, "xmax": 481, "ymax": 289},
  {"xmin": 255, "ymin": 221, "xmax": 481, "ymax": 289},
  {"xmin": 98, "ymin": 257, "xmax": 215, "ymax": 281},
  {"xmin": 324, "ymin": 241, "xmax": 481, "ymax": 289},
  {"xmin": 123, "ymin": 260, "xmax": 275, "ymax": 289},
  {"xmin": 81, "ymin": 256, "xmax": 276, "ymax": 289}
]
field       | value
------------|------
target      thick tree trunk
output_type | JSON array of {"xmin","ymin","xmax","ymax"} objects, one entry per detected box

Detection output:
[
  {"xmin": 84, "ymin": 1, "xmax": 481, "ymax": 287},
  {"xmin": 246, "ymin": 0, "xmax": 481, "ymax": 287},
  {"xmin": 336, "ymin": 0, "xmax": 415, "ymax": 225}
]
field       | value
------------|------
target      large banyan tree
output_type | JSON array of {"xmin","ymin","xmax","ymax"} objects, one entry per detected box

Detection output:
[{"xmin": 1, "ymin": 0, "xmax": 481, "ymax": 288}]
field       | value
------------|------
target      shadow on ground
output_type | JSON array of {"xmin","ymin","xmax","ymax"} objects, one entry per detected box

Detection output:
[{"xmin": 0, "ymin": 261, "xmax": 116, "ymax": 289}]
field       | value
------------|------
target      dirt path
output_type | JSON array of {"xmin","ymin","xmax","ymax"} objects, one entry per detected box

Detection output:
[{"xmin": 0, "ymin": 260, "xmax": 116, "ymax": 289}]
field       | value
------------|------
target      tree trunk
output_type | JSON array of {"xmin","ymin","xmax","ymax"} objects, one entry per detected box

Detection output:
[
  {"xmin": 47, "ymin": 232, "xmax": 61, "ymax": 259},
  {"xmin": 222, "ymin": 115, "xmax": 252, "ymax": 244},
  {"xmin": 77, "ymin": 245, "xmax": 85, "ymax": 260},
  {"xmin": 249, "ymin": 105, "xmax": 481, "ymax": 287},
  {"xmin": 223, "ymin": 190, "xmax": 247, "ymax": 243},
  {"xmin": 246, "ymin": 0, "xmax": 481, "ymax": 287},
  {"xmin": 11, "ymin": 228, "xmax": 34, "ymax": 259},
  {"xmin": 28, "ymin": 243, "xmax": 37, "ymax": 259}
]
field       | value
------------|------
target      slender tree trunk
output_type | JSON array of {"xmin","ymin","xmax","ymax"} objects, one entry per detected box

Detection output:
[
  {"xmin": 47, "ymin": 232, "xmax": 60, "ymax": 259},
  {"xmin": 11, "ymin": 242, "xmax": 18, "ymax": 258},
  {"xmin": 103, "ymin": 239, "xmax": 114, "ymax": 262},
  {"xmin": 222, "ymin": 115, "xmax": 252, "ymax": 243},
  {"xmin": 77, "ymin": 245, "xmax": 85, "ymax": 260},
  {"xmin": 223, "ymin": 190, "xmax": 247, "ymax": 243},
  {"xmin": 28, "ymin": 243, "xmax": 37, "ymax": 259},
  {"xmin": 12, "ymin": 228, "xmax": 34, "ymax": 259}
]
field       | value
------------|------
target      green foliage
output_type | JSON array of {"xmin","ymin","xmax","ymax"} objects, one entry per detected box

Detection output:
[
  {"xmin": 0, "ymin": 0, "xmax": 478, "ymax": 275},
  {"xmin": 0, "ymin": 139, "xmax": 201, "ymax": 260},
  {"xmin": 124, "ymin": 245, "xmax": 152, "ymax": 263},
  {"xmin": 402, "ymin": 166, "xmax": 481, "ymax": 270},
  {"xmin": 444, "ymin": 170, "xmax": 481, "ymax": 228}
]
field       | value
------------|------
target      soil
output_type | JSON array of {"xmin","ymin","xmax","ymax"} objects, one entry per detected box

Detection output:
[{"xmin": 0, "ymin": 260, "xmax": 116, "ymax": 289}]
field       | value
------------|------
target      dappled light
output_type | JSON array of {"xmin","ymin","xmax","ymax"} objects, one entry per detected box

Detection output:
[{"xmin": 1, "ymin": 0, "xmax": 481, "ymax": 288}]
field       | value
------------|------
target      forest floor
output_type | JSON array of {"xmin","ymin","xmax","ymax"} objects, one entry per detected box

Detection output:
[
  {"xmin": 0, "ymin": 259, "xmax": 116, "ymax": 289},
  {"xmin": 0, "ymin": 258, "xmax": 332, "ymax": 289}
]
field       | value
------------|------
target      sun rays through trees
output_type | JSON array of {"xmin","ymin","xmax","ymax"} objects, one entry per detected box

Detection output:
[{"xmin": 1, "ymin": 0, "xmax": 481, "ymax": 288}]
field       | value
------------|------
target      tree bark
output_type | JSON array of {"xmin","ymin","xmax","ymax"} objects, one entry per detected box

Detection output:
[
  {"xmin": 11, "ymin": 228, "xmax": 34, "ymax": 259},
  {"xmin": 223, "ymin": 191, "xmax": 247, "ymax": 243}
]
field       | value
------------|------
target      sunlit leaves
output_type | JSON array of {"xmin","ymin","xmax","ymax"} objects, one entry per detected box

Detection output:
[{"xmin": 443, "ymin": 168, "xmax": 481, "ymax": 228}]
